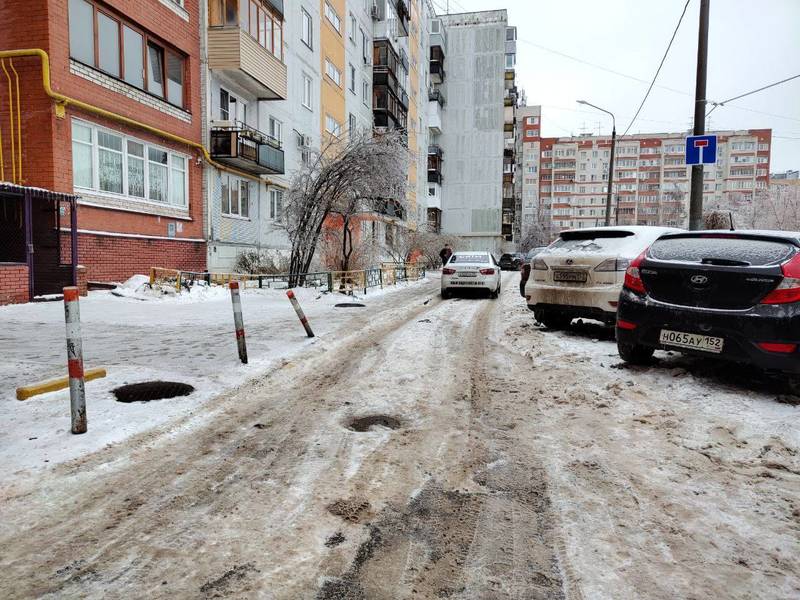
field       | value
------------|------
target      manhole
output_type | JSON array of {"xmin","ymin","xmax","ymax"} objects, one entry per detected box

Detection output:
[
  {"xmin": 113, "ymin": 381, "xmax": 194, "ymax": 403},
  {"xmin": 346, "ymin": 415, "xmax": 401, "ymax": 432},
  {"xmin": 335, "ymin": 302, "xmax": 366, "ymax": 308}
]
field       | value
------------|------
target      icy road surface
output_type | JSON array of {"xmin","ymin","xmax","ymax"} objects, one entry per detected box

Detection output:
[{"xmin": 0, "ymin": 272, "xmax": 798, "ymax": 599}]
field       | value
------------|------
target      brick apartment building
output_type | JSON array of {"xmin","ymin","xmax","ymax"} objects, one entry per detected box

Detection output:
[
  {"xmin": 0, "ymin": 0, "xmax": 206, "ymax": 288},
  {"xmin": 516, "ymin": 105, "xmax": 772, "ymax": 241}
]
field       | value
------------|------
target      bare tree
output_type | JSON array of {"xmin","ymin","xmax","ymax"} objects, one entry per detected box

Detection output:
[
  {"xmin": 382, "ymin": 228, "xmax": 460, "ymax": 267},
  {"xmin": 283, "ymin": 129, "xmax": 409, "ymax": 286}
]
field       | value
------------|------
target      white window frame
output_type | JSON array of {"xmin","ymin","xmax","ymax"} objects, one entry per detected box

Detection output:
[
  {"xmin": 301, "ymin": 8, "xmax": 313, "ymax": 49},
  {"xmin": 325, "ymin": 59, "xmax": 342, "ymax": 86},
  {"xmin": 362, "ymin": 80, "xmax": 369, "ymax": 106},
  {"xmin": 325, "ymin": 114, "xmax": 342, "ymax": 136},
  {"xmin": 268, "ymin": 116, "xmax": 283, "ymax": 143},
  {"xmin": 324, "ymin": 2, "xmax": 341, "ymax": 33},
  {"xmin": 349, "ymin": 63, "xmax": 356, "ymax": 93},
  {"xmin": 302, "ymin": 73, "xmax": 313, "ymax": 109},
  {"xmin": 349, "ymin": 14, "xmax": 356, "ymax": 42},
  {"xmin": 71, "ymin": 118, "xmax": 189, "ymax": 209},
  {"xmin": 269, "ymin": 188, "xmax": 284, "ymax": 221}
]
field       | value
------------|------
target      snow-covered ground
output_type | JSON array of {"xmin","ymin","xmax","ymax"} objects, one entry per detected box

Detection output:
[{"xmin": 0, "ymin": 277, "xmax": 432, "ymax": 479}]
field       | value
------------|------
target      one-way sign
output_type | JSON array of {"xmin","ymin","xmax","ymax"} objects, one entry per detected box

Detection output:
[{"xmin": 685, "ymin": 134, "xmax": 717, "ymax": 165}]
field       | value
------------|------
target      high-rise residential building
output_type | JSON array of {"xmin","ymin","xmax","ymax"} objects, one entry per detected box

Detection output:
[
  {"xmin": 425, "ymin": 14, "xmax": 446, "ymax": 234},
  {"xmin": 0, "ymin": 0, "xmax": 207, "ymax": 284},
  {"xmin": 516, "ymin": 107, "xmax": 772, "ymax": 240},
  {"xmin": 203, "ymin": 0, "xmax": 290, "ymax": 272},
  {"xmin": 436, "ymin": 10, "xmax": 517, "ymax": 252}
]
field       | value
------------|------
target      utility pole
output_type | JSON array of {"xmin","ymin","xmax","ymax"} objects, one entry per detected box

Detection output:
[
  {"xmin": 689, "ymin": 0, "xmax": 710, "ymax": 230},
  {"xmin": 577, "ymin": 100, "xmax": 616, "ymax": 226}
]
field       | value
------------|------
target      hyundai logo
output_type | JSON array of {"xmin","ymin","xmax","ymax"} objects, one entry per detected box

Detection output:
[
  {"xmin": 566, "ymin": 259, "xmax": 574, "ymax": 265},
  {"xmin": 690, "ymin": 274, "xmax": 709, "ymax": 285}
]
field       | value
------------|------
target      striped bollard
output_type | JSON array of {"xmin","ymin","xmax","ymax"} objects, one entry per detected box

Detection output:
[
  {"xmin": 286, "ymin": 289, "xmax": 315, "ymax": 338},
  {"xmin": 229, "ymin": 281, "xmax": 248, "ymax": 364},
  {"xmin": 63, "ymin": 287, "xmax": 87, "ymax": 434}
]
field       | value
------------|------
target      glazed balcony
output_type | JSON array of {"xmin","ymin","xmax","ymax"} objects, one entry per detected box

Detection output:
[{"xmin": 210, "ymin": 121, "xmax": 284, "ymax": 175}]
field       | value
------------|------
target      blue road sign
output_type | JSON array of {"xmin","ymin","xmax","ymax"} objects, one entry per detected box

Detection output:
[{"xmin": 685, "ymin": 134, "xmax": 717, "ymax": 165}]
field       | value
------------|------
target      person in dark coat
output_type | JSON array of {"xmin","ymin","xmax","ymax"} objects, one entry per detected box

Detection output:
[
  {"xmin": 519, "ymin": 262, "xmax": 531, "ymax": 297},
  {"xmin": 439, "ymin": 244, "xmax": 453, "ymax": 267}
]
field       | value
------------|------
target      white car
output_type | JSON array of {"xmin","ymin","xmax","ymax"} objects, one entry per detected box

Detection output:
[
  {"xmin": 525, "ymin": 226, "xmax": 683, "ymax": 328},
  {"xmin": 441, "ymin": 251, "xmax": 502, "ymax": 299}
]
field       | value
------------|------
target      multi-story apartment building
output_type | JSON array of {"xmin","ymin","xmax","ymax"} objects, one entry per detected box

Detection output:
[
  {"xmin": 0, "ymin": 0, "xmax": 206, "ymax": 284},
  {"xmin": 425, "ymin": 15, "xmax": 446, "ymax": 234},
  {"xmin": 203, "ymin": 0, "xmax": 290, "ymax": 271},
  {"xmin": 517, "ymin": 107, "xmax": 772, "ymax": 238},
  {"xmin": 437, "ymin": 10, "xmax": 516, "ymax": 252}
]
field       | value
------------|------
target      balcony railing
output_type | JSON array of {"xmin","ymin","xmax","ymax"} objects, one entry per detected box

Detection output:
[
  {"xmin": 210, "ymin": 121, "xmax": 284, "ymax": 175},
  {"xmin": 428, "ymin": 88, "xmax": 445, "ymax": 106},
  {"xmin": 430, "ymin": 60, "xmax": 445, "ymax": 83},
  {"xmin": 428, "ymin": 144, "xmax": 443, "ymax": 158}
]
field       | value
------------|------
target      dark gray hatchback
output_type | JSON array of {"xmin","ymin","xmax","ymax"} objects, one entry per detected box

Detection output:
[{"xmin": 616, "ymin": 230, "xmax": 800, "ymax": 374}]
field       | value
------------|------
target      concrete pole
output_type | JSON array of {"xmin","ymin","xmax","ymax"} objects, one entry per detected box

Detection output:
[
  {"xmin": 689, "ymin": 0, "xmax": 710, "ymax": 230},
  {"xmin": 229, "ymin": 281, "xmax": 248, "ymax": 364},
  {"xmin": 286, "ymin": 289, "xmax": 315, "ymax": 338},
  {"xmin": 63, "ymin": 287, "xmax": 86, "ymax": 434}
]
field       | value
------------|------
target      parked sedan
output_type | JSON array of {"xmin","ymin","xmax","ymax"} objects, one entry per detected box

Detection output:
[
  {"xmin": 617, "ymin": 230, "xmax": 800, "ymax": 376},
  {"xmin": 499, "ymin": 253, "xmax": 525, "ymax": 271},
  {"xmin": 442, "ymin": 252, "xmax": 502, "ymax": 299},
  {"xmin": 525, "ymin": 226, "xmax": 682, "ymax": 328}
]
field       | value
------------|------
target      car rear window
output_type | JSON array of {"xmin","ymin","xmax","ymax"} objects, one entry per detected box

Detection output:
[
  {"xmin": 500, "ymin": 254, "xmax": 513, "ymax": 260},
  {"xmin": 449, "ymin": 254, "xmax": 489, "ymax": 264},
  {"xmin": 548, "ymin": 230, "xmax": 637, "ymax": 253},
  {"xmin": 649, "ymin": 236, "xmax": 796, "ymax": 266}
]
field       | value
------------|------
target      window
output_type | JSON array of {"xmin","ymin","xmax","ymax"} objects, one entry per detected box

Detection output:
[
  {"xmin": 69, "ymin": 0, "xmax": 95, "ymax": 66},
  {"xmin": 97, "ymin": 12, "xmax": 120, "ymax": 77},
  {"xmin": 325, "ymin": 114, "xmax": 342, "ymax": 136},
  {"xmin": 324, "ymin": 2, "xmax": 341, "ymax": 32},
  {"xmin": 71, "ymin": 119, "xmax": 188, "ymax": 207},
  {"xmin": 325, "ymin": 59, "xmax": 342, "ymax": 86},
  {"xmin": 220, "ymin": 89, "xmax": 230, "ymax": 120},
  {"xmin": 268, "ymin": 117, "xmax": 282, "ymax": 143},
  {"xmin": 239, "ymin": 179, "xmax": 250, "ymax": 218},
  {"xmin": 210, "ymin": 0, "xmax": 284, "ymax": 60},
  {"xmin": 361, "ymin": 29, "xmax": 369, "ymax": 64},
  {"xmin": 68, "ymin": 0, "xmax": 187, "ymax": 108},
  {"xmin": 349, "ymin": 64, "xmax": 356, "ymax": 93},
  {"xmin": 301, "ymin": 8, "xmax": 313, "ymax": 49},
  {"xmin": 269, "ymin": 189, "xmax": 283, "ymax": 220},
  {"xmin": 349, "ymin": 113, "xmax": 357, "ymax": 134},
  {"xmin": 505, "ymin": 53, "xmax": 515, "ymax": 69},
  {"xmin": 428, "ymin": 187, "xmax": 435, "ymax": 196},
  {"xmin": 349, "ymin": 14, "xmax": 356, "ymax": 42},
  {"xmin": 302, "ymin": 74, "xmax": 312, "ymax": 109},
  {"xmin": 362, "ymin": 80, "xmax": 369, "ymax": 105},
  {"xmin": 123, "ymin": 27, "xmax": 144, "ymax": 89}
]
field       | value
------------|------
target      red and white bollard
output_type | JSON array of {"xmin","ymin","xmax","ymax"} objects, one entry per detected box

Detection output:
[
  {"xmin": 229, "ymin": 281, "xmax": 248, "ymax": 364},
  {"xmin": 286, "ymin": 289, "xmax": 315, "ymax": 338},
  {"xmin": 63, "ymin": 286, "xmax": 87, "ymax": 434}
]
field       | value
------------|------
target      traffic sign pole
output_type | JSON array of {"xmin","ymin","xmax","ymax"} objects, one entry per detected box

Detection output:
[{"xmin": 689, "ymin": 0, "xmax": 710, "ymax": 231}]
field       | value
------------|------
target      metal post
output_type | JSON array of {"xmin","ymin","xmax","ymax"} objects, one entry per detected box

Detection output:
[
  {"xmin": 24, "ymin": 190, "xmax": 33, "ymax": 301},
  {"xmin": 63, "ymin": 287, "xmax": 86, "ymax": 434},
  {"xmin": 286, "ymin": 289, "xmax": 315, "ymax": 338},
  {"xmin": 605, "ymin": 126, "xmax": 616, "ymax": 226},
  {"xmin": 689, "ymin": 0, "xmax": 710, "ymax": 230},
  {"xmin": 229, "ymin": 281, "xmax": 248, "ymax": 364},
  {"xmin": 70, "ymin": 197, "xmax": 78, "ymax": 287}
]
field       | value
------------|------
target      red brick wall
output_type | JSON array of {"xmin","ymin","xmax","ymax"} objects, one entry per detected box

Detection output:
[
  {"xmin": 77, "ymin": 265, "xmax": 88, "ymax": 296},
  {"xmin": 76, "ymin": 233, "xmax": 205, "ymax": 283},
  {"xmin": 0, "ymin": 264, "xmax": 29, "ymax": 305}
]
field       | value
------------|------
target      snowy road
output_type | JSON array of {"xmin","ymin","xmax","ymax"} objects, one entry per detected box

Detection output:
[{"xmin": 1, "ymin": 273, "xmax": 798, "ymax": 598}]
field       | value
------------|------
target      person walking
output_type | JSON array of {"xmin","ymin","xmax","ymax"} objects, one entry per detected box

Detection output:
[
  {"xmin": 439, "ymin": 244, "xmax": 453, "ymax": 267},
  {"xmin": 519, "ymin": 261, "xmax": 531, "ymax": 297}
]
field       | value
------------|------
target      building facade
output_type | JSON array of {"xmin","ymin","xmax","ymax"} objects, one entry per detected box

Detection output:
[
  {"xmin": 437, "ymin": 10, "xmax": 516, "ymax": 252},
  {"xmin": 1, "ymin": 0, "xmax": 207, "ymax": 283},
  {"xmin": 516, "ymin": 107, "xmax": 772, "ymax": 239}
]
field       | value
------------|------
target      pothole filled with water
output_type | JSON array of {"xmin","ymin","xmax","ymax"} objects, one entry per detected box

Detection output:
[
  {"xmin": 346, "ymin": 415, "xmax": 401, "ymax": 432},
  {"xmin": 113, "ymin": 381, "xmax": 195, "ymax": 403}
]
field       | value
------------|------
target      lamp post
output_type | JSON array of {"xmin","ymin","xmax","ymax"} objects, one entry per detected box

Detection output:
[{"xmin": 577, "ymin": 100, "xmax": 616, "ymax": 226}]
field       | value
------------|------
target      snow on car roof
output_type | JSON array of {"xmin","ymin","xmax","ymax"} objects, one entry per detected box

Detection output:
[{"xmin": 545, "ymin": 226, "xmax": 684, "ymax": 257}]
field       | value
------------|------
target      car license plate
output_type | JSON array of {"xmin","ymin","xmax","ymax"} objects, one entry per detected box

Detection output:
[
  {"xmin": 553, "ymin": 270, "xmax": 588, "ymax": 283},
  {"xmin": 659, "ymin": 329, "xmax": 724, "ymax": 354},
  {"xmin": 458, "ymin": 272, "xmax": 477, "ymax": 277}
]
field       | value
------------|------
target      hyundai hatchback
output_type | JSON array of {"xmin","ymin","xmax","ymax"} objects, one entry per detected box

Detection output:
[
  {"xmin": 525, "ymin": 226, "xmax": 682, "ymax": 328},
  {"xmin": 616, "ymin": 230, "xmax": 800, "ymax": 375},
  {"xmin": 441, "ymin": 252, "xmax": 502, "ymax": 299}
]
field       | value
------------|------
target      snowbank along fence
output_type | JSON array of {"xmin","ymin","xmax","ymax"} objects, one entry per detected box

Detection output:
[{"xmin": 149, "ymin": 264, "xmax": 426, "ymax": 295}]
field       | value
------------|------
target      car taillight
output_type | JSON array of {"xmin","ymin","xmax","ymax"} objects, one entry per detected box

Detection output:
[
  {"xmin": 594, "ymin": 258, "xmax": 631, "ymax": 272},
  {"xmin": 479, "ymin": 268, "xmax": 495, "ymax": 275},
  {"xmin": 623, "ymin": 251, "xmax": 647, "ymax": 294},
  {"xmin": 617, "ymin": 319, "xmax": 637, "ymax": 330},
  {"xmin": 532, "ymin": 258, "xmax": 548, "ymax": 271},
  {"xmin": 761, "ymin": 252, "xmax": 800, "ymax": 304},
  {"xmin": 442, "ymin": 267, "xmax": 456, "ymax": 275},
  {"xmin": 757, "ymin": 342, "xmax": 797, "ymax": 353}
]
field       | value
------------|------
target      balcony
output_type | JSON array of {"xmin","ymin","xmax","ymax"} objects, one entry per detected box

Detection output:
[
  {"xmin": 427, "ymin": 147, "xmax": 443, "ymax": 185},
  {"xmin": 430, "ymin": 45, "xmax": 445, "ymax": 84},
  {"xmin": 427, "ymin": 182, "xmax": 442, "ymax": 210},
  {"xmin": 207, "ymin": 27, "xmax": 287, "ymax": 99},
  {"xmin": 210, "ymin": 121, "xmax": 284, "ymax": 175},
  {"xmin": 427, "ymin": 207, "xmax": 442, "ymax": 233}
]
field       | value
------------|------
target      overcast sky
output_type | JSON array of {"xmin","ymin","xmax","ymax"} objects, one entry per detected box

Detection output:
[{"xmin": 430, "ymin": 0, "xmax": 800, "ymax": 172}]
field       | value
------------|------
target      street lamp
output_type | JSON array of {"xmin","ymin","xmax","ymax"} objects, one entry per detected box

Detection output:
[{"xmin": 577, "ymin": 100, "xmax": 616, "ymax": 226}]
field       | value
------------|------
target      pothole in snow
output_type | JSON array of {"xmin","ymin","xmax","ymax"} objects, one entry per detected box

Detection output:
[
  {"xmin": 335, "ymin": 302, "xmax": 366, "ymax": 308},
  {"xmin": 346, "ymin": 415, "xmax": 401, "ymax": 432},
  {"xmin": 327, "ymin": 498, "xmax": 371, "ymax": 523},
  {"xmin": 113, "ymin": 381, "xmax": 194, "ymax": 403}
]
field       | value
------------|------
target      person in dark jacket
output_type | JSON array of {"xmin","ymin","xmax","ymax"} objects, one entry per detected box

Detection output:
[
  {"xmin": 439, "ymin": 244, "xmax": 453, "ymax": 267},
  {"xmin": 519, "ymin": 262, "xmax": 531, "ymax": 297}
]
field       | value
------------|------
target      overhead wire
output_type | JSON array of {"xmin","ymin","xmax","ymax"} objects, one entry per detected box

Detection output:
[
  {"xmin": 621, "ymin": 0, "xmax": 692, "ymax": 136},
  {"xmin": 706, "ymin": 74, "xmax": 800, "ymax": 117}
]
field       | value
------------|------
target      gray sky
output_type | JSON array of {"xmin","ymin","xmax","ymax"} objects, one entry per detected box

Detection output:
[{"xmin": 430, "ymin": 0, "xmax": 800, "ymax": 172}]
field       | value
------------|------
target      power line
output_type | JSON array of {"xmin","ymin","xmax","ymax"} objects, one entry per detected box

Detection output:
[
  {"xmin": 706, "ymin": 73, "xmax": 800, "ymax": 117},
  {"xmin": 622, "ymin": 0, "xmax": 692, "ymax": 136}
]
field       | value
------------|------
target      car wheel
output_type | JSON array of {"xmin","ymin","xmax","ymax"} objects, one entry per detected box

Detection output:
[
  {"xmin": 540, "ymin": 313, "xmax": 571, "ymax": 329},
  {"xmin": 441, "ymin": 289, "xmax": 450, "ymax": 299},
  {"xmin": 490, "ymin": 284, "xmax": 500, "ymax": 299},
  {"xmin": 617, "ymin": 341, "xmax": 655, "ymax": 365}
]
